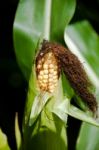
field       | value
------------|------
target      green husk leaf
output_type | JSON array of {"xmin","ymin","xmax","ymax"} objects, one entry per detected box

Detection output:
[
  {"xmin": 53, "ymin": 99, "xmax": 99, "ymax": 127},
  {"xmin": 22, "ymin": 70, "xmax": 68, "ymax": 150},
  {"xmin": 29, "ymin": 92, "xmax": 52, "ymax": 126}
]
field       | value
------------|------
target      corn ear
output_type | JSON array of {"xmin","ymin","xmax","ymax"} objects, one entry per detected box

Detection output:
[{"xmin": 36, "ymin": 51, "xmax": 59, "ymax": 93}]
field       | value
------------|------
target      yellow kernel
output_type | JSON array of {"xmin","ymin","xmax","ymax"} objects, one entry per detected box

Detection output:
[
  {"xmin": 49, "ymin": 74, "xmax": 53, "ymax": 78},
  {"xmin": 48, "ymin": 82, "xmax": 52, "ymax": 86},
  {"xmin": 38, "ymin": 75, "xmax": 43, "ymax": 80},
  {"xmin": 39, "ymin": 70, "xmax": 44, "ymax": 76},
  {"xmin": 49, "ymin": 89, "xmax": 54, "ymax": 93},
  {"xmin": 43, "ymin": 79, "xmax": 48, "ymax": 83},
  {"xmin": 54, "ymin": 78, "xmax": 58, "ymax": 81},
  {"xmin": 49, "ymin": 68, "xmax": 54, "ymax": 73},
  {"xmin": 43, "ymin": 75, "xmax": 48, "ymax": 79},
  {"xmin": 38, "ymin": 60, "xmax": 42, "ymax": 65},
  {"xmin": 49, "ymin": 85, "xmax": 54, "ymax": 89},
  {"xmin": 54, "ymin": 83, "xmax": 57, "ymax": 87},
  {"xmin": 49, "ymin": 64, "xmax": 54, "ymax": 69},
  {"xmin": 40, "ymin": 83, "xmax": 46, "ymax": 88},
  {"xmin": 48, "ymin": 52, "xmax": 53, "ymax": 57},
  {"xmin": 43, "ymin": 64, "xmax": 48, "ymax": 69},
  {"xmin": 47, "ymin": 59, "xmax": 52, "ymax": 64},
  {"xmin": 41, "ymin": 58, "xmax": 44, "ymax": 62},
  {"xmin": 53, "ymin": 71, "xmax": 57, "ymax": 75},
  {"xmin": 49, "ymin": 78, "xmax": 53, "ymax": 82},
  {"xmin": 37, "ymin": 64, "xmax": 42, "ymax": 69},
  {"xmin": 53, "ymin": 76, "xmax": 57, "ymax": 80},
  {"xmin": 44, "ymin": 69, "xmax": 49, "ymax": 74},
  {"xmin": 48, "ymin": 86, "xmax": 55, "ymax": 91}
]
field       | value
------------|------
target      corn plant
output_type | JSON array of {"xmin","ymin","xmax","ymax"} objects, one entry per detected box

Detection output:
[{"xmin": 1, "ymin": 0, "xmax": 99, "ymax": 150}]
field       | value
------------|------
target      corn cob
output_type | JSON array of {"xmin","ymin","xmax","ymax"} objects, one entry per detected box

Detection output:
[{"xmin": 36, "ymin": 49, "xmax": 60, "ymax": 93}]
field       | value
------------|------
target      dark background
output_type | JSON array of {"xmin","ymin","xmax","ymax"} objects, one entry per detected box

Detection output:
[{"xmin": 0, "ymin": 0, "xmax": 99, "ymax": 150}]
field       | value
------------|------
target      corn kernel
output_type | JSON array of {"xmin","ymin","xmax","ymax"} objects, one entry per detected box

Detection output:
[
  {"xmin": 37, "ymin": 64, "xmax": 42, "ymax": 69},
  {"xmin": 48, "ymin": 78, "xmax": 53, "ymax": 82},
  {"xmin": 49, "ymin": 90, "xmax": 54, "ymax": 93},
  {"xmin": 43, "ymin": 79, "xmax": 47, "ymax": 83},
  {"xmin": 43, "ymin": 75, "xmax": 48, "ymax": 79},
  {"xmin": 49, "ymin": 68, "xmax": 54, "ymax": 73},
  {"xmin": 53, "ymin": 71, "xmax": 57, "ymax": 76},
  {"xmin": 39, "ymin": 70, "xmax": 44, "ymax": 76},
  {"xmin": 43, "ymin": 64, "xmax": 48, "ymax": 69},
  {"xmin": 49, "ymin": 73, "xmax": 53, "ymax": 78},
  {"xmin": 48, "ymin": 52, "xmax": 53, "ymax": 57},
  {"xmin": 53, "ymin": 79, "xmax": 58, "ymax": 83},
  {"xmin": 38, "ymin": 75, "xmax": 43, "ymax": 80},
  {"xmin": 49, "ymin": 85, "xmax": 54, "ymax": 90},
  {"xmin": 54, "ymin": 83, "xmax": 57, "ymax": 87},
  {"xmin": 49, "ymin": 64, "xmax": 54, "ymax": 69},
  {"xmin": 53, "ymin": 76, "xmax": 57, "ymax": 80},
  {"xmin": 44, "ymin": 69, "xmax": 49, "ymax": 74},
  {"xmin": 41, "ymin": 58, "xmax": 44, "ymax": 62}
]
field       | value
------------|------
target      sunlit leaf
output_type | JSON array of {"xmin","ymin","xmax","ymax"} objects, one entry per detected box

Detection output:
[
  {"xmin": 76, "ymin": 123, "xmax": 99, "ymax": 150},
  {"xmin": 0, "ymin": 129, "xmax": 10, "ymax": 150},
  {"xmin": 53, "ymin": 99, "xmax": 99, "ymax": 127},
  {"xmin": 15, "ymin": 113, "xmax": 21, "ymax": 150}
]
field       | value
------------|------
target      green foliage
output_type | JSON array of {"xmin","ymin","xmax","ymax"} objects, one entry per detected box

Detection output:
[
  {"xmin": 13, "ymin": 0, "xmax": 76, "ymax": 149},
  {"xmin": 13, "ymin": 0, "xmax": 99, "ymax": 150}
]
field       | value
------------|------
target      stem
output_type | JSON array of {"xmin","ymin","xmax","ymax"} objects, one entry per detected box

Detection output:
[{"xmin": 43, "ymin": 0, "xmax": 52, "ymax": 40}]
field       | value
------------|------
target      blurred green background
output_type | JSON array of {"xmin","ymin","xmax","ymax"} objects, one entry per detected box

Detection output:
[{"xmin": 0, "ymin": 0, "xmax": 99, "ymax": 150}]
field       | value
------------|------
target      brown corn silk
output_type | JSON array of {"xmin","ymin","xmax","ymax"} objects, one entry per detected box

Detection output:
[{"xmin": 36, "ymin": 40, "xmax": 98, "ymax": 114}]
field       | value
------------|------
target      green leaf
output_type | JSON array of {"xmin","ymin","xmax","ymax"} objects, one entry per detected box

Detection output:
[
  {"xmin": 64, "ymin": 20, "xmax": 99, "ymax": 149},
  {"xmin": 15, "ymin": 113, "xmax": 22, "ymax": 150},
  {"xmin": 76, "ymin": 123, "xmax": 99, "ymax": 150},
  {"xmin": 53, "ymin": 99, "xmax": 99, "ymax": 127},
  {"xmin": 50, "ymin": 0, "xmax": 76, "ymax": 42},
  {"xmin": 13, "ymin": 0, "xmax": 76, "ymax": 80},
  {"xmin": 0, "ymin": 129, "xmax": 10, "ymax": 150}
]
